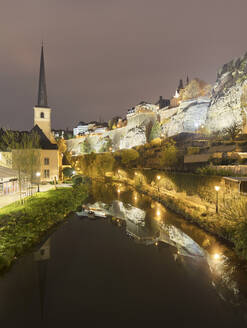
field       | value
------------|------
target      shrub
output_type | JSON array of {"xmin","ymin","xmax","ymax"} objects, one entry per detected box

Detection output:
[
  {"xmin": 119, "ymin": 149, "xmax": 140, "ymax": 167},
  {"xmin": 72, "ymin": 175, "xmax": 83, "ymax": 185},
  {"xmin": 150, "ymin": 138, "xmax": 162, "ymax": 147}
]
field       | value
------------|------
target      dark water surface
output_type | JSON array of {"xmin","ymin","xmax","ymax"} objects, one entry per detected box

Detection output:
[{"xmin": 1, "ymin": 182, "xmax": 247, "ymax": 327}]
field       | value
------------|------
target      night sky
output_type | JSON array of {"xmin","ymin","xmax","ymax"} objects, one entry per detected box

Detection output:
[{"xmin": 1, "ymin": 0, "xmax": 247, "ymax": 131}]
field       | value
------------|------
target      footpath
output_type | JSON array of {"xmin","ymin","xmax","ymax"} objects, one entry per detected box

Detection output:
[{"xmin": 0, "ymin": 183, "xmax": 72, "ymax": 209}]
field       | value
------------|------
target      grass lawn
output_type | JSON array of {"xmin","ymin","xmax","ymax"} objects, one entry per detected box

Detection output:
[{"xmin": 0, "ymin": 185, "xmax": 88, "ymax": 272}]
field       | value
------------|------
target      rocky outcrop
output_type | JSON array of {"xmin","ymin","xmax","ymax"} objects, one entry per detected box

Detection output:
[
  {"xmin": 205, "ymin": 54, "xmax": 247, "ymax": 132},
  {"xmin": 66, "ymin": 113, "xmax": 153, "ymax": 155},
  {"xmin": 119, "ymin": 126, "xmax": 146, "ymax": 149},
  {"xmin": 161, "ymin": 97, "xmax": 210, "ymax": 137}
]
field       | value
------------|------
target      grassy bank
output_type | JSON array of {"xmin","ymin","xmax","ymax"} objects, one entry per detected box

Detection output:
[
  {"xmin": 0, "ymin": 185, "xmax": 88, "ymax": 272},
  {"xmin": 92, "ymin": 170, "xmax": 247, "ymax": 261}
]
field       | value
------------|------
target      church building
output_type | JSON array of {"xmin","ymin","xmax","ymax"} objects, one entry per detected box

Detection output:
[{"xmin": 33, "ymin": 45, "xmax": 60, "ymax": 182}]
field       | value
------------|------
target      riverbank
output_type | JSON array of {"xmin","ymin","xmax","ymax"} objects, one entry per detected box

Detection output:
[
  {"xmin": 0, "ymin": 184, "xmax": 89, "ymax": 272},
  {"xmin": 93, "ymin": 173, "xmax": 247, "ymax": 261}
]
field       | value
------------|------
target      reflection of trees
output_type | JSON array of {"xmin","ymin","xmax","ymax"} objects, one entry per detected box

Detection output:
[
  {"xmin": 87, "ymin": 182, "xmax": 247, "ymax": 313},
  {"xmin": 91, "ymin": 182, "xmax": 116, "ymax": 204}
]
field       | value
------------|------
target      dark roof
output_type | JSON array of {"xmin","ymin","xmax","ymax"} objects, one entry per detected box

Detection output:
[
  {"xmin": 31, "ymin": 125, "xmax": 58, "ymax": 150},
  {"xmin": 37, "ymin": 45, "xmax": 48, "ymax": 108}
]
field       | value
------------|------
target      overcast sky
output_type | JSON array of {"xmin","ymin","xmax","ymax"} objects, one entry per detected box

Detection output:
[{"xmin": 1, "ymin": 0, "xmax": 247, "ymax": 130}]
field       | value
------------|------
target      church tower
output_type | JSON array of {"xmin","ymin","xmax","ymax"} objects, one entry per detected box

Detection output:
[{"xmin": 34, "ymin": 45, "xmax": 53, "ymax": 141}]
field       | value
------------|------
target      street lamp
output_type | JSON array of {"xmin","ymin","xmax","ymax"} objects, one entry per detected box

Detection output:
[
  {"xmin": 213, "ymin": 253, "xmax": 220, "ymax": 261},
  {"xmin": 156, "ymin": 175, "xmax": 161, "ymax": 193},
  {"xmin": 36, "ymin": 172, "xmax": 41, "ymax": 192},
  {"xmin": 72, "ymin": 170, "xmax": 76, "ymax": 175},
  {"xmin": 215, "ymin": 186, "xmax": 220, "ymax": 214}
]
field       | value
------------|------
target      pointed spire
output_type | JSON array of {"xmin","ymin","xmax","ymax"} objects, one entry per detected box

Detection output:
[
  {"xmin": 177, "ymin": 79, "xmax": 184, "ymax": 92},
  {"xmin": 37, "ymin": 44, "xmax": 48, "ymax": 107},
  {"xmin": 186, "ymin": 75, "xmax": 189, "ymax": 86}
]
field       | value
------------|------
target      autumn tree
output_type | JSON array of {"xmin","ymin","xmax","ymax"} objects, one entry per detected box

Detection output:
[
  {"xmin": 149, "ymin": 121, "xmax": 161, "ymax": 142},
  {"xmin": 80, "ymin": 137, "xmax": 92, "ymax": 154},
  {"xmin": 159, "ymin": 140, "xmax": 178, "ymax": 167},
  {"xmin": 181, "ymin": 79, "xmax": 211, "ymax": 101},
  {"xmin": 114, "ymin": 149, "xmax": 140, "ymax": 167}
]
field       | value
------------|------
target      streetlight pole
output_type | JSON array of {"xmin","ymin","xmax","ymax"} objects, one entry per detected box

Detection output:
[
  {"xmin": 156, "ymin": 175, "xmax": 161, "ymax": 200},
  {"xmin": 215, "ymin": 186, "xmax": 220, "ymax": 214},
  {"xmin": 36, "ymin": 172, "xmax": 41, "ymax": 193}
]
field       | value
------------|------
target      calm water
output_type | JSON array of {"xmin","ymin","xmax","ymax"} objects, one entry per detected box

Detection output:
[{"xmin": 1, "ymin": 182, "xmax": 247, "ymax": 327}]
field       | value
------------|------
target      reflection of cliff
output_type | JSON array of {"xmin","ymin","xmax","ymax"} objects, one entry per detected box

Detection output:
[
  {"xmin": 33, "ymin": 238, "xmax": 51, "ymax": 320},
  {"xmin": 159, "ymin": 223, "xmax": 205, "ymax": 258},
  {"xmin": 86, "ymin": 198, "xmax": 245, "ymax": 308},
  {"xmin": 88, "ymin": 200, "xmax": 146, "ymax": 225}
]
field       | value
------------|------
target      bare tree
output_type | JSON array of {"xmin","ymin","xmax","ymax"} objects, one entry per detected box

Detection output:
[
  {"xmin": 222, "ymin": 122, "xmax": 242, "ymax": 140},
  {"xmin": 2, "ymin": 130, "xmax": 41, "ymax": 200}
]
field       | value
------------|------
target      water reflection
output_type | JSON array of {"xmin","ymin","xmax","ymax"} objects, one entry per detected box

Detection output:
[
  {"xmin": 87, "ymin": 183, "xmax": 247, "ymax": 313},
  {"xmin": 33, "ymin": 238, "xmax": 51, "ymax": 320}
]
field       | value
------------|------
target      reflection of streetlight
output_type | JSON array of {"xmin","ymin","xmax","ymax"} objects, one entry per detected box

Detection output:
[
  {"xmin": 215, "ymin": 186, "xmax": 220, "ymax": 214},
  {"xmin": 36, "ymin": 172, "xmax": 41, "ymax": 192}
]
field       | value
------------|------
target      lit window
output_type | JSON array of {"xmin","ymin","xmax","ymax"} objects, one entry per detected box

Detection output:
[
  {"xmin": 44, "ymin": 169, "xmax": 50, "ymax": 178},
  {"xmin": 44, "ymin": 158, "xmax": 49, "ymax": 165}
]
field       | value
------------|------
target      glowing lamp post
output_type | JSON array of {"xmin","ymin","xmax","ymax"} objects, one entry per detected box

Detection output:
[
  {"xmin": 36, "ymin": 172, "xmax": 41, "ymax": 192},
  {"xmin": 215, "ymin": 186, "xmax": 220, "ymax": 214},
  {"xmin": 156, "ymin": 175, "xmax": 161, "ymax": 196}
]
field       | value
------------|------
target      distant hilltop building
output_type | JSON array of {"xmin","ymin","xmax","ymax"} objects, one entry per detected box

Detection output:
[
  {"xmin": 170, "ymin": 77, "xmax": 189, "ymax": 107},
  {"xmin": 127, "ymin": 101, "xmax": 159, "ymax": 117},
  {"xmin": 73, "ymin": 121, "xmax": 108, "ymax": 137},
  {"xmin": 156, "ymin": 96, "xmax": 170, "ymax": 109}
]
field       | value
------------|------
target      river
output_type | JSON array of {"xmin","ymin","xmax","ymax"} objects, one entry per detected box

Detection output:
[{"xmin": 0, "ymin": 182, "xmax": 247, "ymax": 327}]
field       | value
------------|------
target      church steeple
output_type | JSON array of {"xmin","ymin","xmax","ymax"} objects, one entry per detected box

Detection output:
[
  {"xmin": 37, "ymin": 44, "xmax": 48, "ymax": 107},
  {"xmin": 34, "ymin": 44, "xmax": 54, "ymax": 142}
]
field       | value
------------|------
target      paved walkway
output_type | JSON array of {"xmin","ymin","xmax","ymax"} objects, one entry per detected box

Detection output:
[{"xmin": 0, "ymin": 184, "xmax": 72, "ymax": 209}]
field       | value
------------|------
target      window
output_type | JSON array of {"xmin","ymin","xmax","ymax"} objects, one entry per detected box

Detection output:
[
  {"xmin": 44, "ymin": 157, "xmax": 49, "ymax": 165},
  {"xmin": 44, "ymin": 169, "xmax": 50, "ymax": 178},
  {"xmin": 40, "ymin": 112, "xmax": 44, "ymax": 118}
]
